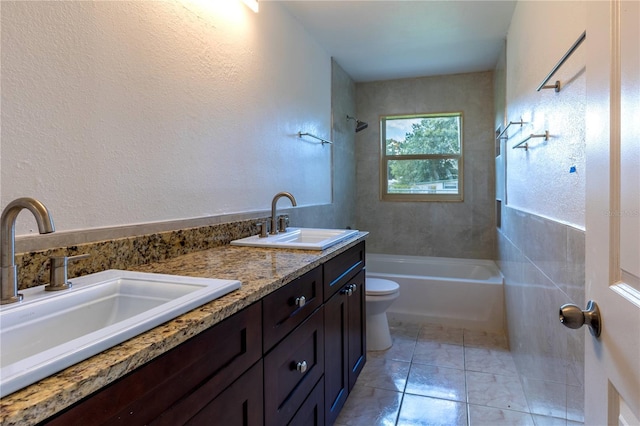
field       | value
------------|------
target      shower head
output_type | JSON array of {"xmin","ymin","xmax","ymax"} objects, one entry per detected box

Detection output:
[
  {"xmin": 347, "ymin": 115, "xmax": 369, "ymax": 133},
  {"xmin": 355, "ymin": 120, "xmax": 368, "ymax": 132}
]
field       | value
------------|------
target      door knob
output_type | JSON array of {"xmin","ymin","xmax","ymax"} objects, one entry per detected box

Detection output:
[{"xmin": 559, "ymin": 300, "xmax": 601, "ymax": 337}]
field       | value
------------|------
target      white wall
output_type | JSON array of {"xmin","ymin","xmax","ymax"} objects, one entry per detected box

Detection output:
[
  {"xmin": 1, "ymin": 0, "xmax": 332, "ymax": 237},
  {"xmin": 497, "ymin": 1, "xmax": 588, "ymax": 421},
  {"xmin": 505, "ymin": 1, "xmax": 586, "ymax": 228}
]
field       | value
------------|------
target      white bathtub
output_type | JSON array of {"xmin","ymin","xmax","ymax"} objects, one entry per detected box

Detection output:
[{"xmin": 366, "ymin": 253, "xmax": 505, "ymax": 332}]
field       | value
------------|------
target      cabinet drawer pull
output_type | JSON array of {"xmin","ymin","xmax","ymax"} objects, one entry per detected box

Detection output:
[
  {"xmin": 295, "ymin": 295, "xmax": 306, "ymax": 308},
  {"xmin": 296, "ymin": 360, "xmax": 308, "ymax": 374},
  {"xmin": 341, "ymin": 284, "xmax": 357, "ymax": 296}
]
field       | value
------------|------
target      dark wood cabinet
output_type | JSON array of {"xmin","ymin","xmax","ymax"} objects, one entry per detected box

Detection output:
[
  {"xmin": 323, "ymin": 243, "xmax": 366, "ymax": 425},
  {"xmin": 39, "ymin": 241, "xmax": 366, "ymax": 426},
  {"xmin": 346, "ymin": 270, "xmax": 366, "ymax": 391},
  {"xmin": 323, "ymin": 242, "xmax": 365, "ymax": 302},
  {"xmin": 263, "ymin": 267, "xmax": 323, "ymax": 352},
  {"xmin": 289, "ymin": 377, "xmax": 325, "ymax": 426},
  {"xmin": 264, "ymin": 307, "xmax": 324, "ymax": 426},
  {"xmin": 183, "ymin": 360, "xmax": 264, "ymax": 426},
  {"xmin": 323, "ymin": 283, "xmax": 350, "ymax": 424},
  {"xmin": 42, "ymin": 302, "xmax": 262, "ymax": 426}
]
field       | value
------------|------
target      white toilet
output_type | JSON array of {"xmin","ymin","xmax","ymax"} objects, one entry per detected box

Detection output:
[{"xmin": 365, "ymin": 278, "xmax": 400, "ymax": 351}]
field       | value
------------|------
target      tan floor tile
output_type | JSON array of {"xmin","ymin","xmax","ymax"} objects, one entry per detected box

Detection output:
[
  {"xmin": 405, "ymin": 364, "xmax": 466, "ymax": 402},
  {"xmin": 412, "ymin": 341, "xmax": 465, "ymax": 369},
  {"xmin": 468, "ymin": 404, "xmax": 535, "ymax": 425},
  {"xmin": 335, "ymin": 384, "xmax": 402, "ymax": 426},
  {"xmin": 397, "ymin": 394, "xmax": 467, "ymax": 426}
]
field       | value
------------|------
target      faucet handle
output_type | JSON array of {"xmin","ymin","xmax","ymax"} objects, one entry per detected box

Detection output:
[
  {"xmin": 277, "ymin": 215, "xmax": 290, "ymax": 233},
  {"xmin": 257, "ymin": 220, "xmax": 269, "ymax": 238},
  {"xmin": 46, "ymin": 253, "xmax": 90, "ymax": 291}
]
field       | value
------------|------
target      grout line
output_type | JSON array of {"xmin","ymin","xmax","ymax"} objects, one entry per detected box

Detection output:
[
  {"xmin": 394, "ymin": 392, "xmax": 405, "ymax": 426},
  {"xmin": 357, "ymin": 321, "xmax": 576, "ymax": 426}
]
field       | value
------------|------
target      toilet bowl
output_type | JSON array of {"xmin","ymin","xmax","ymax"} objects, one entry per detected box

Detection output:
[{"xmin": 365, "ymin": 278, "xmax": 400, "ymax": 351}]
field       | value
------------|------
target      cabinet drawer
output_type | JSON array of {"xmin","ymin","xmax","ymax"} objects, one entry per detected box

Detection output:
[
  {"xmin": 289, "ymin": 376, "xmax": 324, "ymax": 426},
  {"xmin": 44, "ymin": 302, "xmax": 262, "ymax": 426},
  {"xmin": 323, "ymin": 242, "xmax": 365, "ymax": 301},
  {"xmin": 264, "ymin": 307, "xmax": 324, "ymax": 426},
  {"xmin": 263, "ymin": 266, "xmax": 323, "ymax": 352},
  {"xmin": 185, "ymin": 360, "xmax": 264, "ymax": 426}
]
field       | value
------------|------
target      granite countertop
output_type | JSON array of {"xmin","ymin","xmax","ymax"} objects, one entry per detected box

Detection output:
[{"xmin": 0, "ymin": 233, "xmax": 368, "ymax": 426}]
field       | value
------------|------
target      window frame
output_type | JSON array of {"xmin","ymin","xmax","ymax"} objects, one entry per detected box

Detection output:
[{"xmin": 379, "ymin": 112, "xmax": 464, "ymax": 202}]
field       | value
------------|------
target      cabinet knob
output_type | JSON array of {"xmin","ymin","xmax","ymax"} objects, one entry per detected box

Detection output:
[
  {"xmin": 295, "ymin": 295, "xmax": 306, "ymax": 308},
  {"xmin": 341, "ymin": 284, "xmax": 357, "ymax": 296},
  {"xmin": 296, "ymin": 360, "xmax": 308, "ymax": 374}
]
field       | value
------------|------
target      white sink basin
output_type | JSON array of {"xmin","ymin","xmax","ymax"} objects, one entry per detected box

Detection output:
[
  {"xmin": 0, "ymin": 270, "xmax": 241, "ymax": 397},
  {"xmin": 230, "ymin": 227, "xmax": 359, "ymax": 250}
]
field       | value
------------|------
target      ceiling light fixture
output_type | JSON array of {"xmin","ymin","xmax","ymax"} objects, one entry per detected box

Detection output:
[{"xmin": 241, "ymin": 0, "xmax": 258, "ymax": 13}]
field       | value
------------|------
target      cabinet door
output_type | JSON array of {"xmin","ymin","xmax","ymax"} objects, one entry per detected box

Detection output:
[
  {"xmin": 185, "ymin": 361, "xmax": 264, "ymax": 426},
  {"xmin": 323, "ymin": 286, "xmax": 349, "ymax": 425},
  {"xmin": 347, "ymin": 270, "xmax": 366, "ymax": 391}
]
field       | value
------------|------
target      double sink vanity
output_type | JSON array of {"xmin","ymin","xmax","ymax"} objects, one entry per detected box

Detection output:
[{"xmin": 0, "ymin": 223, "xmax": 368, "ymax": 426}]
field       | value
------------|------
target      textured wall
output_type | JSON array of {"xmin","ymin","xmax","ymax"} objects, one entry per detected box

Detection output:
[
  {"xmin": 1, "ymin": 1, "xmax": 332, "ymax": 237},
  {"xmin": 287, "ymin": 59, "xmax": 357, "ymax": 230},
  {"xmin": 505, "ymin": 1, "xmax": 586, "ymax": 228},
  {"xmin": 12, "ymin": 59, "xmax": 358, "ymax": 254},
  {"xmin": 355, "ymin": 72, "xmax": 495, "ymax": 259},
  {"xmin": 497, "ymin": 1, "xmax": 587, "ymax": 422}
]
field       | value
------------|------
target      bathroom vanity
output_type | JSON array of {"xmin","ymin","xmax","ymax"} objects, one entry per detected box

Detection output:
[{"xmin": 0, "ymin": 235, "xmax": 367, "ymax": 426}]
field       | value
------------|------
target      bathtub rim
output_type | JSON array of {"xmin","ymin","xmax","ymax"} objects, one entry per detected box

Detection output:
[
  {"xmin": 364, "ymin": 253, "xmax": 506, "ymax": 332},
  {"xmin": 365, "ymin": 253, "xmax": 504, "ymax": 284}
]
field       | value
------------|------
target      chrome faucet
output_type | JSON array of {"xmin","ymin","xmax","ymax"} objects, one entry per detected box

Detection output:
[
  {"xmin": 270, "ymin": 192, "xmax": 297, "ymax": 235},
  {"xmin": 1, "ymin": 197, "xmax": 55, "ymax": 304}
]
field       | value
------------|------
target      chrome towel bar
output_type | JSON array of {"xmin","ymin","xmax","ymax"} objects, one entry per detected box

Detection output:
[
  {"xmin": 512, "ymin": 130, "xmax": 549, "ymax": 151},
  {"xmin": 496, "ymin": 119, "xmax": 526, "ymax": 140},
  {"xmin": 536, "ymin": 31, "xmax": 586, "ymax": 92},
  {"xmin": 297, "ymin": 132, "xmax": 333, "ymax": 145}
]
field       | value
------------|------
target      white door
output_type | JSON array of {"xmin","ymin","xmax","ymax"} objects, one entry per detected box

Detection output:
[{"xmin": 584, "ymin": 0, "xmax": 640, "ymax": 424}]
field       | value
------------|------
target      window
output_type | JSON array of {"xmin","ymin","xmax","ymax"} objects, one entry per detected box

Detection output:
[{"xmin": 380, "ymin": 112, "xmax": 463, "ymax": 202}]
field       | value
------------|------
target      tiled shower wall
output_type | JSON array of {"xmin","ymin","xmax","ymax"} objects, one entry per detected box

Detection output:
[
  {"xmin": 355, "ymin": 71, "xmax": 496, "ymax": 259},
  {"xmin": 497, "ymin": 206, "xmax": 585, "ymax": 422}
]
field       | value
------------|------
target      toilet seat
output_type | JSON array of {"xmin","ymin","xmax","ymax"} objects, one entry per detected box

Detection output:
[{"xmin": 366, "ymin": 278, "xmax": 399, "ymax": 296}]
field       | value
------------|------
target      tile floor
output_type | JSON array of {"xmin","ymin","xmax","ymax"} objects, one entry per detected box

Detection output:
[{"xmin": 335, "ymin": 319, "xmax": 584, "ymax": 426}]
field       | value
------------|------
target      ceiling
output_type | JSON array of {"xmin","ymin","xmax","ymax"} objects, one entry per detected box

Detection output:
[{"xmin": 277, "ymin": 1, "xmax": 517, "ymax": 83}]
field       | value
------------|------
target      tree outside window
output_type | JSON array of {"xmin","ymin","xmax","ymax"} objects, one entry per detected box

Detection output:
[{"xmin": 380, "ymin": 113, "xmax": 463, "ymax": 202}]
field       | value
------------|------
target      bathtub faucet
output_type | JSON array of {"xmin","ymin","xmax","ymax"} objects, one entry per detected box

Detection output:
[{"xmin": 1, "ymin": 197, "xmax": 55, "ymax": 304}]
